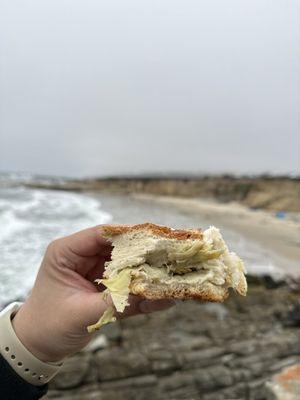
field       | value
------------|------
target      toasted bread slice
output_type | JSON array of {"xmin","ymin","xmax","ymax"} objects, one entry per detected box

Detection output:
[
  {"xmin": 87, "ymin": 223, "xmax": 247, "ymax": 332},
  {"xmin": 101, "ymin": 223, "xmax": 247, "ymax": 303}
]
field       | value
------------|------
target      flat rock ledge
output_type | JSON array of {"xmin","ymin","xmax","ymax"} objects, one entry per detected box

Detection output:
[{"xmin": 47, "ymin": 277, "xmax": 300, "ymax": 400}]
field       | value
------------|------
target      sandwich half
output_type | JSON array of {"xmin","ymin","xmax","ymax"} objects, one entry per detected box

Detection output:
[{"xmin": 87, "ymin": 223, "xmax": 247, "ymax": 332}]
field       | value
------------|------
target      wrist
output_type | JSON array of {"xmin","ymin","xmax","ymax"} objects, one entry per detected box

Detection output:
[
  {"xmin": 0, "ymin": 302, "xmax": 63, "ymax": 386},
  {"xmin": 12, "ymin": 301, "xmax": 63, "ymax": 363}
]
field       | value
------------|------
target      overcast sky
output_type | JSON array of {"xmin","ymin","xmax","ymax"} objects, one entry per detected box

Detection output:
[{"xmin": 0, "ymin": 0, "xmax": 299, "ymax": 177}]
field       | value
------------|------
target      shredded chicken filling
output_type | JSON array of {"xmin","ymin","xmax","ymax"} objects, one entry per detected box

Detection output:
[{"xmin": 87, "ymin": 226, "xmax": 246, "ymax": 333}]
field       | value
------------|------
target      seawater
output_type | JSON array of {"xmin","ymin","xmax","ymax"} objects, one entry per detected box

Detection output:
[
  {"xmin": 0, "ymin": 181, "xmax": 286, "ymax": 308},
  {"xmin": 0, "ymin": 186, "xmax": 111, "ymax": 307}
]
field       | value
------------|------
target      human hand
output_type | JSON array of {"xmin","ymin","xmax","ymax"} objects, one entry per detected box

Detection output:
[{"xmin": 12, "ymin": 226, "xmax": 175, "ymax": 363}]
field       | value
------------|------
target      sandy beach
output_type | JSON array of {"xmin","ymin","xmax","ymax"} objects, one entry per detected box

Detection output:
[
  {"xmin": 0, "ymin": 182, "xmax": 299, "ymax": 399},
  {"xmin": 2, "ymin": 2, "xmax": 299, "ymax": 397},
  {"xmin": 134, "ymin": 194, "xmax": 300, "ymax": 278}
]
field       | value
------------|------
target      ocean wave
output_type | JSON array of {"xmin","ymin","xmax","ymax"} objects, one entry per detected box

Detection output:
[{"xmin": 0, "ymin": 188, "xmax": 112, "ymax": 307}]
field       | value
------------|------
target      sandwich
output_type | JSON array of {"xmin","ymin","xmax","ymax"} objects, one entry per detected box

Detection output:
[{"xmin": 87, "ymin": 223, "xmax": 247, "ymax": 332}]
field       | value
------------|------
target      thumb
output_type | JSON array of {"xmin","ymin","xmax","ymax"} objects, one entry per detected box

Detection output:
[{"xmin": 80, "ymin": 292, "xmax": 113, "ymax": 328}]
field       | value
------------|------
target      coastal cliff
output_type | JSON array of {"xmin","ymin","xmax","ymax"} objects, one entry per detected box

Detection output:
[{"xmin": 25, "ymin": 176, "xmax": 300, "ymax": 212}]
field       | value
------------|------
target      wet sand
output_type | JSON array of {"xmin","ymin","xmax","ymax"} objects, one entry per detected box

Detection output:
[{"xmin": 134, "ymin": 194, "xmax": 300, "ymax": 278}]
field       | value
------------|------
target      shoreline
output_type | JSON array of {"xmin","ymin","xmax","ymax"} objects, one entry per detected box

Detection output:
[
  {"xmin": 22, "ymin": 175, "xmax": 300, "ymax": 212},
  {"xmin": 133, "ymin": 194, "xmax": 300, "ymax": 278},
  {"xmin": 1, "ymin": 180, "xmax": 299, "ymax": 398}
]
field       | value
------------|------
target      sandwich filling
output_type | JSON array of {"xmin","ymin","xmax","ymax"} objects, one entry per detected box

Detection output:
[{"xmin": 87, "ymin": 226, "xmax": 246, "ymax": 332}]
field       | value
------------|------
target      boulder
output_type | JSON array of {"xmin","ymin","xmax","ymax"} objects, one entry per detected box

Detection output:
[{"xmin": 266, "ymin": 364, "xmax": 300, "ymax": 399}]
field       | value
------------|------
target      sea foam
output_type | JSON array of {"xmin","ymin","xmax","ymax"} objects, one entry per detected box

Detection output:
[{"xmin": 0, "ymin": 187, "xmax": 111, "ymax": 307}]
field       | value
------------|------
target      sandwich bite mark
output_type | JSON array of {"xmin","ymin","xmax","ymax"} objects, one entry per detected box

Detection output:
[{"xmin": 87, "ymin": 223, "xmax": 247, "ymax": 333}]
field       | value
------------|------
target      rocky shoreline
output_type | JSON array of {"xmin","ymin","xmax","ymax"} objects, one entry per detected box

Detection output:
[
  {"xmin": 47, "ymin": 276, "xmax": 300, "ymax": 400},
  {"xmin": 18, "ymin": 175, "xmax": 300, "ymax": 398},
  {"xmin": 25, "ymin": 175, "xmax": 300, "ymax": 212}
]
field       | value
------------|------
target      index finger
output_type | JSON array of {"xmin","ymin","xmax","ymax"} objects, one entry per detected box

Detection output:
[{"xmin": 63, "ymin": 225, "xmax": 112, "ymax": 257}]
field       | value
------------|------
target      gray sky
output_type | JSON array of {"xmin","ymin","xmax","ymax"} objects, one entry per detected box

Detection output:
[{"xmin": 0, "ymin": 0, "xmax": 299, "ymax": 177}]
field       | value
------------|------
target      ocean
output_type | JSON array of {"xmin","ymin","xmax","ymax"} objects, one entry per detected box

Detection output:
[{"xmin": 0, "ymin": 173, "xmax": 285, "ymax": 308}]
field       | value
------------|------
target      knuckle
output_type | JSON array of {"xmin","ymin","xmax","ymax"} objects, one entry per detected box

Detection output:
[
  {"xmin": 46, "ymin": 239, "xmax": 60, "ymax": 254},
  {"xmin": 46, "ymin": 239, "xmax": 74, "ymax": 269}
]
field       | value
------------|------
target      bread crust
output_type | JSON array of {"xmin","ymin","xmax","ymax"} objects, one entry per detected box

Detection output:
[
  {"xmin": 130, "ymin": 277, "xmax": 229, "ymax": 302},
  {"xmin": 101, "ymin": 222, "xmax": 203, "ymax": 240},
  {"xmin": 100, "ymin": 223, "xmax": 246, "ymax": 302}
]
